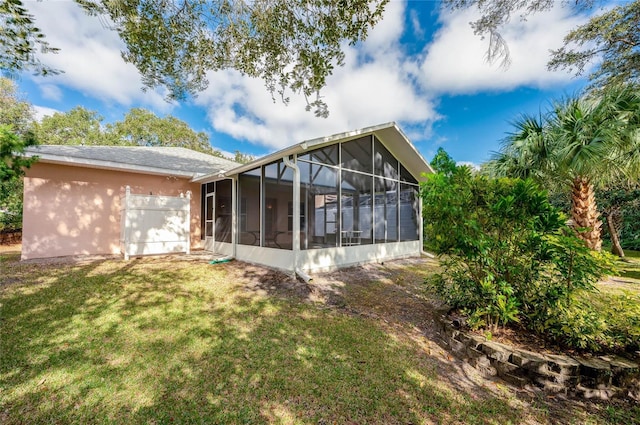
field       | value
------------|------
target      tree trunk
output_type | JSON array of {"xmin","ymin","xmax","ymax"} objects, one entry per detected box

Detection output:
[
  {"xmin": 606, "ymin": 210, "xmax": 625, "ymax": 258},
  {"xmin": 570, "ymin": 176, "xmax": 602, "ymax": 251}
]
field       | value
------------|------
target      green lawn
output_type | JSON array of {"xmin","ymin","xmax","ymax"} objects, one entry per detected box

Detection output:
[
  {"xmin": 619, "ymin": 249, "xmax": 640, "ymax": 281},
  {"xmin": 1, "ymin": 251, "xmax": 638, "ymax": 424}
]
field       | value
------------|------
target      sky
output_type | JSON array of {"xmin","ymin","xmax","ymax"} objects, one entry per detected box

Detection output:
[{"xmin": 15, "ymin": 0, "xmax": 595, "ymax": 166}]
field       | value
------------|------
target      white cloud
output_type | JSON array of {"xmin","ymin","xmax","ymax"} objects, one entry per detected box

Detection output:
[
  {"xmin": 420, "ymin": 6, "xmax": 589, "ymax": 94},
  {"xmin": 39, "ymin": 84, "xmax": 63, "ymax": 102},
  {"xmin": 33, "ymin": 105, "xmax": 61, "ymax": 121},
  {"xmin": 409, "ymin": 9, "xmax": 424, "ymax": 39},
  {"xmin": 194, "ymin": 1, "xmax": 439, "ymax": 151},
  {"xmin": 17, "ymin": 0, "xmax": 592, "ymax": 158},
  {"xmin": 24, "ymin": 1, "xmax": 171, "ymax": 111},
  {"xmin": 457, "ymin": 161, "xmax": 481, "ymax": 171}
]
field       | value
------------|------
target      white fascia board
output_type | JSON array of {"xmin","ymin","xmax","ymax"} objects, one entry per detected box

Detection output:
[
  {"xmin": 376, "ymin": 125, "xmax": 435, "ymax": 180},
  {"xmin": 28, "ymin": 152, "xmax": 197, "ymax": 179},
  {"xmin": 192, "ymin": 122, "xmax": 434, "ymax": 183},
  {"xmin": 193, "ymin": 144, "xmax": 302, "ymax": 182},
  {"xmin": 301, "ymin": 121, "xmax": 398, "ymax": 150},
  {"xmin": 195, "ymin": 123, "xmax": 401, "ymax": 181}
]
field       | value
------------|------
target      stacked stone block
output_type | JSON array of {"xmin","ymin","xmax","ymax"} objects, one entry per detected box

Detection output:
[{"xmin": 438, "ymin": 315, "xmax": 640, "ymax": 400}]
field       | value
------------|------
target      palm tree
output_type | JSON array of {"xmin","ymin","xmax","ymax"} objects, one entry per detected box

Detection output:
[{"xmin": 488, "ymin": 86, "xmax": 640, "ymax": 251}]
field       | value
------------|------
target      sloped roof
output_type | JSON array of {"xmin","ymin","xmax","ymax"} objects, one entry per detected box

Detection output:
[
  {"xmin": 24, "ymin": 145, "xmax": 239, "ymax": 178},
  {"xmin": 194, "ymin": 122, "xmax": 433, "ymax": 183}
]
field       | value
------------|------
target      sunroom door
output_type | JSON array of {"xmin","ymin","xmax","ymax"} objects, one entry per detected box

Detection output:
[{"xmin": 205, "ymin": 191, "xmax": 215, "ymax": 241}]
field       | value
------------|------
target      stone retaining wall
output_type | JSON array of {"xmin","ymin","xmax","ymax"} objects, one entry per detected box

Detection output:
[{"xmin": 437, "ymin": 315, "xmax": 640, "ymax": 400}]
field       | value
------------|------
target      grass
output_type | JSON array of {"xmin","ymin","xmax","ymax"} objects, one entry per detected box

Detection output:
[
  {"xmin": 1, "ymin": 250, "xmax": 639, "ymax": 424},
  {"xmin": 619, "ymin": 249, "xmax": 640, "ymax": 281},
  {"xmin": 578, "ymin": 249, "xmax": 640, "ymax": 352}
]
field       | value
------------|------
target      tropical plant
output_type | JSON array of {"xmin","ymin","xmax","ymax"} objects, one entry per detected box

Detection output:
[
  {"xmin": 487, "ymin": 86, "xmax": 640, "ymax": 251},
  {"xmin": 423, "ymin": 162, "xmax": 616, "ymax": 349}
]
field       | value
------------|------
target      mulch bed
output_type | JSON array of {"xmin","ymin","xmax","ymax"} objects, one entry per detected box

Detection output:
[{"xmin": 0, "ymin": 230, "xmax": 21, "ymax": 245}]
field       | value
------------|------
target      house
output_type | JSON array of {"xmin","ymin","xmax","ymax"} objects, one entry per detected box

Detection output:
[{"xmin": 22, "ymin": 122, "xmax": 433, "ymax": 273}]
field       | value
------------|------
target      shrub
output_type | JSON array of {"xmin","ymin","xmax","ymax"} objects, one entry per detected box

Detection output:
[{"xmin": 423, "ymin": 167, "xmax": 617, "ymax": 350}]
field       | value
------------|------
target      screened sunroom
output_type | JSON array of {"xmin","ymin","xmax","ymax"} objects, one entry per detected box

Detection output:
[{"xmin": 196, "ymin": 123, "xmax": 432, "ymax": 273}]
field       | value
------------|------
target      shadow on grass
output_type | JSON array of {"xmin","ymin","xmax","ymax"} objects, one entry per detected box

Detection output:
[
  {"xmin": 5, "ymin": 255, "xmax": 639, "ymax": 424},
  {"xmin": 0, "ymin": 255, "xmax": 536, "ymax": 425}
]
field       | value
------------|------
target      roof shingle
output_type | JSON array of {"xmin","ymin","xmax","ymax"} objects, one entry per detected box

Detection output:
[{"xmin": 25, "ymin": 145, "xmax": 239, "ymax": 177}]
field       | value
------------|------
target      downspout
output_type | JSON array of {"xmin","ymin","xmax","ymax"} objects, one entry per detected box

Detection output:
[{"xmin": 283, "ymin": 155, "xmax": 311, "ymax": 282}]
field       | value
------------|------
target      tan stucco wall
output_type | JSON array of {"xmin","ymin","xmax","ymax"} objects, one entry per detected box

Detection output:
[{"xmin": 22, "ymin": 162, "xmax": 202, "ymax": 260}]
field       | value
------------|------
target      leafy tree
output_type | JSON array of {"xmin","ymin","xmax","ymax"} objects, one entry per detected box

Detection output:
[
  {"xmin": 31, "ymin": 104, "xmax": 248, "ymax": 161},
  {"xmin": 107, "ymin": 108, "xmax": 227, "ymax": 156},
  {"xmin": 0, "ymin": 0, "xmax": 60, "ymax": 78},
  {"xmin": 487, "ymin": 86, "xmax": 640, "ymax": 251},
  {"xmin": 3, "ymin": 0, "xmax": 387, "ymax": 117},
  {"xmin": 597, "ymin": 184, "xmax": 640, "ymax": 256},
  {"xmin": 0, "ymin": 171, "xmax": 23, "ymax": 230},
  {"xmin": 0, "ymin": 125, "xmax": 36, "ymax": 231},
  {"xmin": 0, "ymin": 76, "xmax": 33, "ymax": 135},
  {"xmin": 0, "ymin": 124, "xmax": 36, "ymax": 182},
  {"xmin": 232, "ymin": 150, "xmax": 255, "ymax": 165},
  {"xmin": 429, "ymin": 147, "xmax": 457, "ymax": 176},
  {"xmin": 0, "ymin": 77, "xmax": 36, "ymax": 231},
  {"xmin": 35, "ymin": 106, "xmax": 115, "ymax": 146},
  {"xmin": 549, "ymin": 1, "xmax": 640, "ymax": 91},
  {"xmin": 443, "ymin": 0, "xmax": 640, "ymax": 91}
]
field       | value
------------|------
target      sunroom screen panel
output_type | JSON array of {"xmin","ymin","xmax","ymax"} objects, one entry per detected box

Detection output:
[
  {"xmin": 238, "ymin": 168, "xmax": 261, "ymax": 246},
  {"xmin": 263, "ymin": 160, "xmax": 293, "ymax": 250},
  {"xmin": 215, "ymin": 179, "xmax": 232, "ymax": 243},
  {"xmin": 374, "ymin": 177, "xmax": 398, "ymax": 242},
  {"xmin": 341, "ymin": 170, "xmax": 373, "ymax": 245},
  {"xmin": 300, "ymin": 162, "xmax": 339, "ymax": 249},
  {"xmin": 341, "ymin": 136, "xmax": 373, "ymax": 174},
  {"xmin": 399, "ymin": 183, "xmax": 419, "ymax": 241}
]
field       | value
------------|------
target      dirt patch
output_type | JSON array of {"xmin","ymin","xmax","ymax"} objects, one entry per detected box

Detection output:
[{"xmin": 0, "ymin": 243, "xmax": 20, "ymax": 254}]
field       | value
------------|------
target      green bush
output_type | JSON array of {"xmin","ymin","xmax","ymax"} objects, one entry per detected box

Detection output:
[
  {"xmin": 423, "ymin": 167, "xmax": 617, "ymax": 351},
  {"xmin": 0, "ymin": 176, "xmax": 23, "ymax": 232}
]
